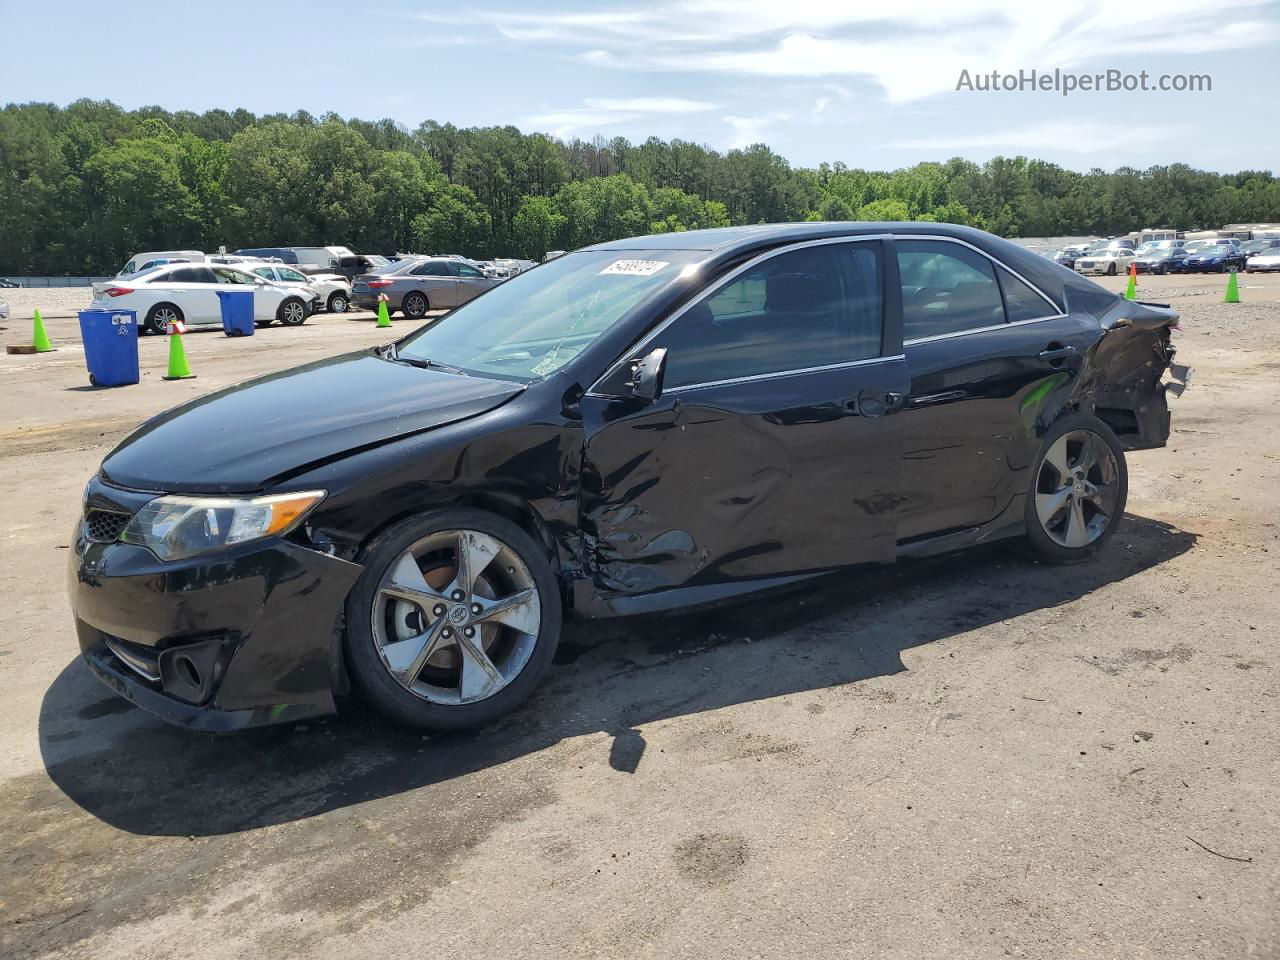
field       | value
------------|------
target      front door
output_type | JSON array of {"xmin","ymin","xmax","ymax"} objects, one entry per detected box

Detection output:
[
  {"xmin": 579, "ymin": 237, "xmax": 907, "ymax": 597},
  {"xmin": 451, "ymin": 261, "xmax": 492, "ymax": 305}
]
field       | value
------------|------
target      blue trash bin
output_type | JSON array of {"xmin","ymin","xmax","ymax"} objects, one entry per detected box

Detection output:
[
  {"xmin": 78, "ymin": 309, "xmax": 139, "ymax": 387},
  {"xmin": 216, "ymin": 289, "xmax": 256, "ymax": 337}
]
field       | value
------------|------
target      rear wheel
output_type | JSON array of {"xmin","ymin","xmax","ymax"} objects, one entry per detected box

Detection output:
[
  {"xmin": 144, "ymin": 303, "xmax": 183, "ymax": 336},
  {"xmin": 402, "ymin": 292, "xmax": 429, "ymax": 319},
  {"xmin": 277, "ymin": 297, "xmax": 307, "ymax": 326},
  {"xmin": 345, "ymin": 509, "xmax": 561, "ymax": 731},
  {"xmin": 1023, "ymin": 413, "xmax": 1127, "ymax": 564}
]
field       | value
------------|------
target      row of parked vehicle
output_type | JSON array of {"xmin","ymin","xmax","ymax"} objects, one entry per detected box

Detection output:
[
  {"xmin": 1053, "ymin": 236, "xmax": 1280, "ymax": 276},
  {"xmin": 98, "ymin": 246, "xmax": 538, "ymax": 334}
]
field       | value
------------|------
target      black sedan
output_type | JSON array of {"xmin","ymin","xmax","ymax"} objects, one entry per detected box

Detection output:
[
  {"xmin": 1132, "ymin": 249, "xmax": 1190, "ymax": 275},
  {"xmin": 1181, "ymin": 246, "xmax": 1247, "ymax": 273},
  {"xmin": 69, "ymin": 223, "xmax": 1184, "ymax": 733}
]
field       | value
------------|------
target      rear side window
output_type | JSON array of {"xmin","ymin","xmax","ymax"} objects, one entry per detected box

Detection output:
[
  {"xmin": 998, "ymin": 270, "xmax": 1057, "ymax": 323},
  {"xmin": 169, "ymin": 267, "xmax": 216, "ymax": 284},
  {"xmin": 412, "ymin": 261, "xmax": 451, "ymax": 277},
  {"xmin": 656, "ymin": 241, "xmax": 885, "ymax": 389},
  {"xmin": 253, "ymin": 267, "xmax": 275, "ymax": 280},
  {"xmin": 898, "ymin": 240, "xmax": 1004, "ymax": 340}
]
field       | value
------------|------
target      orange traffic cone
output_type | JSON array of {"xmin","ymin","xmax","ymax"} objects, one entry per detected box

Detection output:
[{"xmin": 1124, "ymin": 262, "xmax": 1137, "ymax": 300}]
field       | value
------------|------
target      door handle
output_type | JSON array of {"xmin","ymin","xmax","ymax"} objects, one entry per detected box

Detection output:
[{"xmin": 1037, "ymin": 345, "xmax": 1078, "ymax": 364}]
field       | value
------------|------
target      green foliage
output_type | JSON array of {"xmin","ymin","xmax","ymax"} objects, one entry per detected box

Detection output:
[{"xmin": 2, "ymin": 101, "xmax": 1279, "ymax": 275}]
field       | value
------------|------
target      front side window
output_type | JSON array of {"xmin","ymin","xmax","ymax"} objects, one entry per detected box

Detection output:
[
  {"xmin": 214, "ymin": 268, "xmax": 255, "ymax": 285},
  {"xmin": 279, "ymin": 268, "xmax": 307, "ymax": 282},
  {"xmin": 655, "ymin": 242, "xmax": 884, "ymax": 389},
  {"xmin": 454, "ymin": 262, "xmax": 484, "ymax": 278},
  {"xmin": 898, "ymin": 240, "xmax": 1004, "ymax": 340},
  {"xmin": 396, "ymin": 248, "xmax": 703, "ymax": 380}
]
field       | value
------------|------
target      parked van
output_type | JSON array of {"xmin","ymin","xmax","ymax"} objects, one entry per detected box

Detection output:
[
  {"xmin": 117, "ymin": 250, "xmax": 205, "ymax": 277},
  {"xmin": 233, "ymin": 247, "xmax": 300, "ymax": 264},
  {"xmin": 291, "ymin": 246, "xmax": 356, "ymax": 272}
]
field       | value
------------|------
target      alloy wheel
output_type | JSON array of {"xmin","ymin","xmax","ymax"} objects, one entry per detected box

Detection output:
[
  {"xmin": 1034, "ymin": 430, "xmax": 1120, "ymax": 548},
  {"xmin": 282, "ymin": 301, "xmax": 306, "ymax": 325},
  {"xmin": 329, "ymin": 294, "xmax": 349, "ymax": 313},
  {"xmin": 152, "ymin": 306, "xmax": 179, "ymax": 333},
  {"xmin": 370, "ymin": 529, "xmax": 541, "ymax": 705}
]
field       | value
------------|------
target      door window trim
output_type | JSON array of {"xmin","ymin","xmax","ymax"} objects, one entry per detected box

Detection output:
[
  {"xmin": 895, "ymin": 234, "xmax": 1066, "ymax": 346},
  {"xmin": 588, "ymin": 234, "xmax": 894, "ymax": 397}
]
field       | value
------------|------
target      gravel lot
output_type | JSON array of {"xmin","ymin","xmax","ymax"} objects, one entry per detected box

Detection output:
[{"xmin": 1, "ymin": 272, "xmax": 1277, "ymax": 960}]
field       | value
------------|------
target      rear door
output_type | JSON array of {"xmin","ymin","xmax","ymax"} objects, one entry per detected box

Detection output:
[
  {"xmin": 409, "ymin": 260, "xmax": 457, "ymax": 307},
  {"xmin": 165, "ymin": 266, "xmax": 220, "ymax": 322},
  {"xmin": 579, "ymin": 237, "xmax": 907, "ymax": 596},
  {"xmin": 894, "ymin": 237, "xmax": 1094, "ymax": 541}
]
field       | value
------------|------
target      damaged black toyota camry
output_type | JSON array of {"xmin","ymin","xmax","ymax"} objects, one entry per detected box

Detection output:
[{"xmin": 69, "ymin": 223, "xmax": 1188, "ymax": 732}]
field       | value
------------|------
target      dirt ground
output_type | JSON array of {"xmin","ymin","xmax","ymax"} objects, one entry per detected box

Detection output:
[{"xmin": 1, "ymin": 272, "xmax": 1278, "ymax": 960}]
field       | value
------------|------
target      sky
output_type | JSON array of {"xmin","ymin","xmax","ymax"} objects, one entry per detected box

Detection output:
[{"xmin": 4, "ymin": 0, "xmax": 1279, "ymax": 174}]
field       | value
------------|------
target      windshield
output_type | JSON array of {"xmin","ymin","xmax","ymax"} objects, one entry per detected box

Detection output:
[{"xmin": 396, "ymin": 249, "xmax": 703, "ymax": 380}]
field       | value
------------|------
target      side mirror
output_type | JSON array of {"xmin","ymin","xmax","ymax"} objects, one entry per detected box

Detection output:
[{"xmin": 628, "ymin": 348, "xmax": 668, "ymax": 401}]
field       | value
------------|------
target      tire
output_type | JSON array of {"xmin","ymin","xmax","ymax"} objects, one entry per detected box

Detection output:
[
  {"xmin": 345, "ymin": 509, "xmax": 562, "ymax": 731},
  {"xmin": 401, "ymin": 292, "xmax": 429, "ymax": 320},
  {"xmin": 1106, "ymin": 263, "xmax": 1117, "ymax": 276},
  {"xmin": 144, "ymin": 302, "xmax": 183, "ymax": 336},
  {"xmin": 1022, "ymin": 412, "xmax": 1127, "ymax": 565},
  {"xmin": 1157, "ymin": 264, "xmax": 1167, "ymax": 276},
  {"xmin": 277, "ymin": 297, "xmax": 307, "ymax": 326},
  {"xmin": 327, "ymin": 291, "xmax": 350, "ymax": 313}
]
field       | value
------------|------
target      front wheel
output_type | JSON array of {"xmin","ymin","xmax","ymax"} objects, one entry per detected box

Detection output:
[
  {"xmin": 345, "ymin": 509, "xmax": 562, "ymax": 731},
  {"xmin": 1023, "ymin": 413, "xmax": 1127, "ymax": 564},
  {"xmin": 277, "ymin": 297, "xmax": 307, "ymax": 326},
  {"xmin": 1106, "ymin": 262, "xmax": 1117, "ymax": 276},
  {"xmin": 327, "ymin": 291, "xmax": 350, "ymax": 313}
]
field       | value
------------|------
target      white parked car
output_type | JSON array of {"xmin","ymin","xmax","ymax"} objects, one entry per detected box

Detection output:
[
  {"xmin": 1245, "ymin": 250, "xmax": 1280, "ymax": 273},
  {"xmin": 91, "ymin": 264, "xmax": 316, "ymax": 335},
  {"xmin": 1074, "ymin": 243, "xmax": 1137, "ymax": 276},
  {"xmin": 246, "ymin": 262, "xmax": 352, "ymax": 313},
  {"xmin": 0, "ymin": 297, "xmax": 8, "ymax": 321}
]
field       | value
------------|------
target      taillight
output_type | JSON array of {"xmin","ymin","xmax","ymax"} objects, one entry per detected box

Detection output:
[
  {"xmin": 102, "ymin": 286, "xmax": 133, "ymax": 297},
  {"xmin": 367, "ymin": 279, "xmax": 393, "ymax": 288}
]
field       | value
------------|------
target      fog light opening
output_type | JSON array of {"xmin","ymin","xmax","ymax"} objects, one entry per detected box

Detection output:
[{"xmin": 175, "ymin": 655, "xmax": 201, "ymax": 689}]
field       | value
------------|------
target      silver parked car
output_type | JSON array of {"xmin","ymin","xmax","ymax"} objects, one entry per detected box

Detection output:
[{"xmin": 350, "ymin": 256, "xmax": 501, "ymax": 318}]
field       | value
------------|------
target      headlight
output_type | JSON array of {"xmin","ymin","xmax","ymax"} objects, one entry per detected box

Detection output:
[{"xmin": 121, "ymin": 491, "xmax": 325, "ymax": 561}]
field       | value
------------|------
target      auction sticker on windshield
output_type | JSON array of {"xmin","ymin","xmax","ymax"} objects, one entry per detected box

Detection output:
[{"xmin": 599, "ymin": 259, "xmax": 669, "ymax": 276}]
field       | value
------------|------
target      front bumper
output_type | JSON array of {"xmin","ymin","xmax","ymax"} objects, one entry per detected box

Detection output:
[{"xmin": 69, "ymin": 480, "xmax": 362, "ymax": 731}]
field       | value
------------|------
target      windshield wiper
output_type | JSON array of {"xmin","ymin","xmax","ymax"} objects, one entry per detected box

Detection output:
[{"xmin": 385, "ymin": 348, "xmax": 467, "ymax": 376}]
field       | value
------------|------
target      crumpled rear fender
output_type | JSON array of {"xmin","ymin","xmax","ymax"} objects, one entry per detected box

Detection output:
[{"xmin": 1072, "ymin": 299, "xmax": 1183, "ymax": 450}]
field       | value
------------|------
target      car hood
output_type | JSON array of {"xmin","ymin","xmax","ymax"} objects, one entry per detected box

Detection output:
[{"xmin": 101, "ymin": 350, "xmax": 525, "ymax": 494}]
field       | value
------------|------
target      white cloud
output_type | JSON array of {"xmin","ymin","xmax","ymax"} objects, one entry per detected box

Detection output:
[
  {"xmin": 452, "ymin": 0, "xmax": 1278, "ymax": 104},
  {"xmin": 525, "ymin": 96, "xmax": 716, "ymax": 136},
  {"xmin": 583, "ymin": 97, "xmax": 717, "ymax": 113},
  {"xmin": 889, "ymin": 120, "xmax": 1186, "ymax": 154},
  {"xmin": 723, "ymin": 112, "xmax": 793, "ymax": 148}
]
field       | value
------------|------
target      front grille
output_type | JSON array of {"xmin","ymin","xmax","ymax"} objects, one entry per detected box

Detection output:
[{"xmin": 85, "ymin": 508, "xmax": 131, "ymax": 543}]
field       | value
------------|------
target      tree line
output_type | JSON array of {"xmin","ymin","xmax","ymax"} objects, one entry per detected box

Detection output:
[{"xmin": 2, "ymin": 100, "xmax": 1279, "ymax": 275}]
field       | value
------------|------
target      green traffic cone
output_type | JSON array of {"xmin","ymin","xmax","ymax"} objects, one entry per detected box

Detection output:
[
  {"xmin": 1224, "ymin": 269, "xmax": 1240, "ymax": 304},
  {"xmin": 33, "ymin": 309, "xmax": 55, "ymax": 352},
  {"xmin": 376, "ymin": 299, "xmax": 392, "ymax": 329},
  {"xmin": 162, "ymin": 328, "xmax": 195, "ymax": 380},
  {"xmin": 1124, "ymin": 264, "xmax": 1137, "ymax": 301}
]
